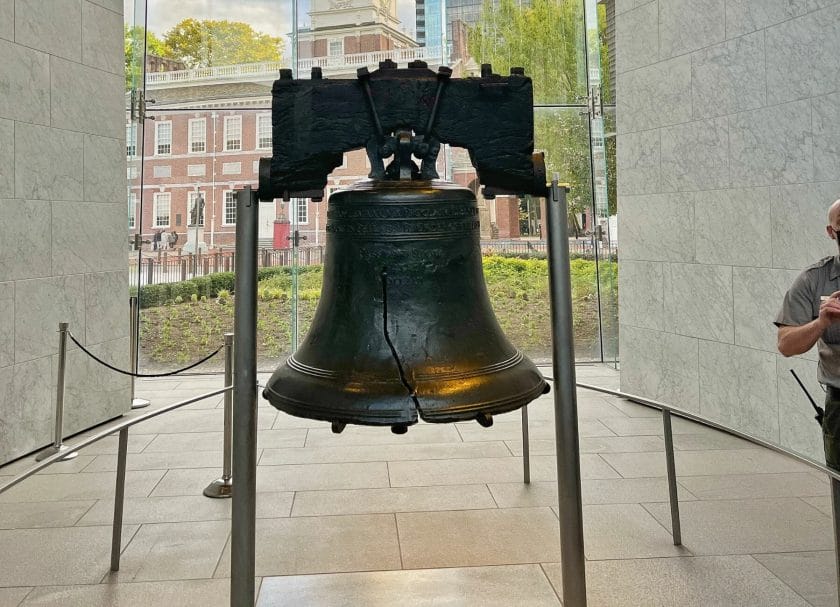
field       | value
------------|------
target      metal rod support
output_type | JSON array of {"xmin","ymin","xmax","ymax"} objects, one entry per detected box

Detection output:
[
  {"xmin": 546, "ymin": 178, "xmax": 587, "ymax": 607},
  {"xmin": 521, "ymin": 405, "xmax": 530, "ymax": 484},
  {"xmin": 110, "ymin": 427, "xmax": 129, "ymax": 571},
  {"xmin": 662, "ymin": 409, "xmax": 682, "ymax": 546},
  {"xmin": 204, "ymin": 333, "xmax": 235, "ymax": 498},
  {"xmin": 36, "ymin": 323, "xmax": 77, "ymax": 462},
  {"xmin": 129, "ymin": 296, "xmax": 150, "ymax": 410},
  {"xmin": 231, "ymin": 187, "xmax": 259, "ymax": 607}
]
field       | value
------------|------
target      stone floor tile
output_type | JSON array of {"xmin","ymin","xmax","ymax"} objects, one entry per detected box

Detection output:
[
  {"xmin": 214, "ymin": 514, "xmax": 401, "ymax": 577},
  {"xmin": 455, "ymin": 419, "xmax": 615, "ymax": 442},
  {"xmin": 271, "ymin": 412, "xmax": 334, "ymax": 429},
  {"xmin": 292, "ymin": 484, "xmax": 496, "ymax": 516},
  {"xmin": 677, "ymin": 473, "xmax": 828, "ymax": 500},
  {"xmin": 753, "ymin": 551, "xmax": 836, "ymax": 603},
  {"xmin": 504, "ymin": 435, "xmax": 665, "ymax": 456},
  {"xmin": 599, "ymin": 416, "xmax": 719, "ymax": 436},
  {"xmin": 599, "ymin": 396, "xmax": 664, "ymax": 417},
  {"xmin": 0, "ymin": 587, "xmax": 32, "ymax": 607},
  {"xmin": 21, "ymin": 578, "xmax": 233, "ymax": 606},
  {"xmin": 82, "ymin": 450, "xmax": 228, "ymax": 472},
  {"xmin": 0, "ymin": 525, "xmax": 138, "ymax": 586},
  {"xmin": 644, "ymin": 498, "xmax": 833, "ymax": 555},
  {"xmin": 305, "ymin": 424, "xmax": 462, "ymax": 447},
  {"xmin": 802, "ymin": 495, "xmax": 832, "ymax": 516},
  {"xmin": 396, "ymin": 507, "xmax": 562, "ymax": 568},
  {"xmin": 671, "ymin": 432, "xmax": 762, "ymax": 451},
  {"xmin": 0, "ymin": 455, "xmax": 97, "ymax": 476},
  {"xmin": 0, "ymin": 471, "xmax": 165, "ymax": 503},
  {"xmin": 581, "ymin": 503, "xmax": 688, "ymax": 560},
  {"xmin": 133, "ymin": 390, "xmax": 224, "ymax": 410},
  {"xmin": 542, "ymin": 555, "xmax": 811, "ymax": 606},
  {"xmin": 66, "ymin": 433, "xmax": 154, "ymax": 456},
  {"xmin": 0, "ymin": 500, "xmax": 94, "ymax": 529},
  {"xmin": 131, "ymin": 408, "xmax": 276, "ymax": 435},
  {"xmin": 112, "ymin": 520, "xmax": 230, "ymax": 582},
  {"xmin": 802, "ymin": 593, "xmax": 837, "ymax": 607},
  {"xmin": 257, "ymin": 564, "xmax": 562, "ymax": 607},
  {"xmin": 143, "ymin": 429, "xmax": 305, "ymax": 452},
  {"xmin": 259, "ymin": 441, "xmax": 510, "ymax": 465},
  {"xmin": 602, "ymin": 449, "xmax": 811, "ymax": 478},
  {"xmin": 488, "ymin": 478, "xmax": 696, "ymax": 508}
]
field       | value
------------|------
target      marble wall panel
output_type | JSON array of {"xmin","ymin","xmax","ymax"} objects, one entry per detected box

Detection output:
[
  {"xmin": 50, "ymin": 57, "xmax": 124, "ymax": 139},
  {"xmin": 81, "ymin": 1, "xmax": 123, "ymax": 75},
  {"xmin": 84, "ymin": 135, "xmax": 125, "ymax": 203},
  {"xmin": 14, "ymin": 0, "xmax": 81, "ymax": 62},
  {"xmin": 659, "ymin": 0, "xmax": 724, "ymax": 60},
  {"xmin": 0, "ymin": 358, "xmax": 53, "ymax": 463},
  {"xmin": 726, "ymin": 0, "xmax": 833, "ymax": 38},
  {"xmin": 617, "ymin": 260, "xmax": 665, "ymax": 331},
  {"xmin": 85, "ymin": 272, "xmax": 129, "ymax": 345},
  {"xmin": 52, "ymin": 202, "xmax": 127, "ymax": 275},
  {"xmin": 616, "ymin": 129, "xmax": 660, "ymax": 196},
  {"xmin": 660, "ymin": 117, "xmax": 729, "ymax": 192},
  {"xmin": 728, "ymin": 100, "xmax": 813, "ymax": 187},
  {"xmin": 691, "ymin": 31, "xmax": 766, "ymax": 120},
  {"xmin": 765, "ymin": 5, "xmax": 840, "ymax": 106},
  {"xmin": 619, "ymin": 325, "xmax": 700, "ymax": 412},
  {"xmin": 87, "ymin": 0, "xmax": 121, "ymax": 12},
  {"xmin": 699, "ymin": 341, "xmax": 780, "ymax": 444},
  {"xmin": 663, "ymin": 262, "xmax": 733, "ymax": 342},
  {"xmin": 771, "ymin": 182, "xmax": 839, "ymax": 270},
  {"xmin": 694, "ymin": 187, "xmax": 771, "ymax": 267},
  {"xmin": 616, "ymin": 55, "xmax": 692, "ymax": 134},
  {"xmin": 0, "ymin": 0, "xmax": 11, "ymax": 42},
  {"xmin": 617, "ymin": 192, "xmax": 695, "ymax": 262},
  {"xmin": 0, "ymin": 118, "xmax": 13, "ymax": 196},
  {"xmin": 776, "ymin": 356, "xmax": 824, "ymax": 462},
  {"xmin": 615, "ymin": 1, "xmax": 659, "ymax": 73},
  {"xmin": 14, "ymin": 123, "xmax": 83, "ymax": 201},
  {"xmin": 0, "ymin": 282, "xmax": 12, "ymax": 368},
  {"xmin": 614, "ymin": 0, "xmax": 636, "ymax": 16},
  {"xmin": 0, "ymin": 199, "xmax": 51, "ymax": 281},
  {"xmin": 0, "ymin": 39, "xmax": 50, "ymax": 125},
  {"xmin": 812, "ymin": 92, "xmax": 840, "ymax": 182},
  {"xmin": 14, "ymin": 275, "xmax": 86, "ymax": 363},
  {"xmin": 733, "ymin": 267, "xmax": 802, "ymax": 353}
]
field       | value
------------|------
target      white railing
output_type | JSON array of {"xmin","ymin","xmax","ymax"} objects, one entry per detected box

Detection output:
[{"xmin": 145, "ymin": 47, "xmax": 446, "ymax": 86}]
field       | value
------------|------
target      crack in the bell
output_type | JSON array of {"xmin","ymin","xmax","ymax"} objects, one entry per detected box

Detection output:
[{"xmin": 381, "ymin": 269, "xmax": 422, "ymax": 413}]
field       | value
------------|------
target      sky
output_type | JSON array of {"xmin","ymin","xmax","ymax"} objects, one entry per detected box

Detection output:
[{"xmin": 128, "ymin": 0, "xmax": 417, "ymax": 51}]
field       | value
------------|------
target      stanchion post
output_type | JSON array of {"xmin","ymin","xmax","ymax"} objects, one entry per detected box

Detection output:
[
  {"xmin": 129, "ymin": 297, "xmax": 150, "ymax": 410},
  {"xmin": 36, "ymin": 322, "xmax": 77, "ymax": 462},
  {"xmin": 831, "ymin": 476, "xmax": 840, "ymax": 607},
  {"xmin": 662, "ymin": 409, "xmax": 682, "ymax": 545},
  {"xmin": 110, "ymin": 427, "xmax": 129, "ymax": 571},
  {"xmin": 546, "ymin": 177, "xmax": 587, "ymax": 607},
  {"xmin": 204, "ymin": 332, "xmax": 234, "ymax": 498},
  {"xmin": 231, "ymin": 187, "xmax": 258, "ymax": 607},
  {"xmin": 521, "ymin": 405, "xmax": 530, "ymax": 484}
]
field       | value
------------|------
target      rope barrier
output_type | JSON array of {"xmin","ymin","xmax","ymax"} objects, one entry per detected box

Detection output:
[{"xmin": 67, "ymin": 332, "xmax": 223, "ymax": 378}]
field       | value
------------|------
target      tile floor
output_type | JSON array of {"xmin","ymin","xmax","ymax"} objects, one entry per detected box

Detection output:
[{"xmin": 0, "ymin": 364, "xmax": 836, "ymax": 606}]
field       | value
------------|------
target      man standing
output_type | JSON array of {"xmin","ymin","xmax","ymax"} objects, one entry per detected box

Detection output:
[{"xmin": 776, "ymin": 199, "xmax": 840, "ymax": 470}]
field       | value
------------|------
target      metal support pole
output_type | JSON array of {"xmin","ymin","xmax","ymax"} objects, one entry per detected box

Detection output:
[
  {"xmin": 831, "ymin": 476, "xmax": 840, "ymax": 607},
  {"xmin": 662, "ymin": 409, "xmax": 682, "ymax": 545},
  {"xmin": 36, "ymin": 323, "xmax": 77, "ymax": 462},
  {"xmin": 129, "ymin": 297, "xmax": 150, "ymax": 409},
  {"xmin": 521, "ymin": 405, "xmax": 531, "ymax": 484},
  {"xmin": 546, "ymin": 177, "xmax": 587, "ymax": 607},
  {"xmin": 205, "ymin": 333, "xmax": 234, "ymax": 498},
  {"xmin": 231, "ymin": 187, "xmax": 259, "ymax": 607},
  {"xmin": 110, "ymin": 427, "xmax": 129, "ymax": 571}
]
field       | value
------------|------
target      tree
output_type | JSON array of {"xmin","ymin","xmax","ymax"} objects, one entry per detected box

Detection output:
[
  {"xmin": 124, "ymin": 25, "xmax": 171, "ymax": 88},
  {"xmin": 162, "ymin": 19, "xmax": 283, "ymax": 68},
  {"xmin": 467, "ymin": 0, "xmax": 616, "ymax": 232}
]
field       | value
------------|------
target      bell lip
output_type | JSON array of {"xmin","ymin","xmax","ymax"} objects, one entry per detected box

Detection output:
[{"xmin": 415, "ymin": 378, "xmax": 549, "ymax": 424}]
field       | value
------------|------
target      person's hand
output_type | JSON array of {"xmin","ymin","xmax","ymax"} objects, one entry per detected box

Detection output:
[{"xmin": 818, "ymin": 291, "xmax": 840, "ymax": 329}]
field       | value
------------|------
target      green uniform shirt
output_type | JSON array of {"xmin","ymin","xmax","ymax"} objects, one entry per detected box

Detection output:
[{"xmin": 775, "ymin": 255, "xmax": 840, "ymax": 388}]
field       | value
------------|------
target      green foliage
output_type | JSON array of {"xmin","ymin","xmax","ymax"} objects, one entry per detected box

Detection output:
[
  {"xmin": 124, "ymin": 25, "xmax": 170, "ymax": 89},
  {"xmin": 162, "ymin": 19, "xmax": 283, "ymax": 68}
]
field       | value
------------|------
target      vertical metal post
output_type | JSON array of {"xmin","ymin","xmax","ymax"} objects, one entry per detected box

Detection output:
[
  {"xmin": 662, "ymin": 409, "xmax": 682, "ymax": 545},
  {"xmin": 129, "ymin": 297, "xmax": 150, "ymax": 409},
  {"xmin": 831, "ymin": 476, "xmax": 840, "ymax": 607},
  {"xmin": 546, "ymin": 177, "xmax": 587, "ymax": 607},
  {"xmin": 146, "ymin": 258, "xmax": 154, "ymax": 286},
  {"xmin": 231, "ymin": 187, "xmax": 258, "ymax": 607},
  {"xmin": 521, "ymin": 405, "xmax": 531, "ymax": 484},
  {"xmin": 204, "ymin": 333, "xmax": 234, "ymax": 498},
  {"xmin": 36, "ymin": 323, "xmax": 77, "ymax": 462},
  {"xmin": 110, "ymin": 427, "xmax": 129, "ymax": 571}
]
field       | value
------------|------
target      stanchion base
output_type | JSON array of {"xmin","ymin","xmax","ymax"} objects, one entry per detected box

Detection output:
[
  {"xmin": 35, "ymin": 444, "xmax": 78, "ymax": 462},
  {"xmin": 131, "ymin": 398, "xmax": 151, "ymax": 410},
  {"xmin": 203, "ymin": 477, "xmax": 233, "ymax": 498}
]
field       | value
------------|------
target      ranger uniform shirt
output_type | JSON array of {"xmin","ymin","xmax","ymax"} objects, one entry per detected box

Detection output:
[{"xmin": 776, "ymin": 255, "xmax": 840, "ymax": 388}]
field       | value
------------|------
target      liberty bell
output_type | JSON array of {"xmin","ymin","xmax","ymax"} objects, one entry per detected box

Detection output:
[{"xmin": 260, "ymin": 62, "xmax": 551, "ymax": 432}]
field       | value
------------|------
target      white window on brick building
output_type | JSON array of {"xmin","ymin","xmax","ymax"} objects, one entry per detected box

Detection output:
[
  {"xmin": 224, "ymin": 116, "xmax": 242, "ymax": 151},
  {"xmin": 256, "ymin": 114, "xmax": 272, "ymax": 150},
  {"xmin": 222, "ymin": 162, "xmax": 241, "ymax": 175},
  {"xmin": 153, "ymin": 192, "xmax": 171, "ymax": 227},
  {"xmin": 155, "ymin": 121, "xmax": 172, "ymax": 155},
  {"xmin": 127, "ymin": 165, "xmax": 139, "ymax": 179},
  {"xmin": 223, "ymin": 191, "xmax": 236, "ymax": 225},
  {"xmin": 189, "ymin": 118, "xmax": 206, "ymax": 153},
  {"xmin": 128, "ymin": 192, "xmax": 137, "ymax": 228},
  {"xmin": 188, "ymin": 191, "xmax": 205, "ymax": 226},
  {"xmin": 329, "ymin": 38, "xmax": 343, "ymax": 57},
  {"xmin": 187, "ymin": 164, "xmax": 206, "ymax": 177},
  {"xmin": 292, "ymin": 198, "xmax": 308, "ymax": 225},
  {"xmin": 126, "ymin": 123, "xmax": 137, "ymax": 157},
  {"xmin": 153, "ymin": 165, "xmax": 171, "ymax": 178},
  {"xmin": 252, "ymin": 160, "xmax": 260, "ymax": 173}
]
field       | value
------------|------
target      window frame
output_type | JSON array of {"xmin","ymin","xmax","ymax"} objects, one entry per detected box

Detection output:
[
  {"xmin": 153, "ymin": 192, "xmax": 171, "ymax": 228},
  {"xmin": 224, "ymin": 115, "xmax": 242, "ymax": 152},
  {"xmin": 128, "ymin": 192, "xmax": 137, "ymax": 228},
  {"xmin": 223, "ymin": 190, "xmax": 237, "ymax": 225},
  {"xmin": 155, "ymin": 121, "xmax": 172, "ymax": 156},
  {"xmin": 188, "ymin": 118, "xmax": 206, "ymax": 154},
  {"xmin": 256, "ymin": 114, "xmax": 272, "ymax": 150}
]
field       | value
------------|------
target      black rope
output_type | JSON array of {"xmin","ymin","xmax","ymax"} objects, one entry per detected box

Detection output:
[{"xmin": 67, "ymin": 332, "xmax": 223, "ymax": 378}]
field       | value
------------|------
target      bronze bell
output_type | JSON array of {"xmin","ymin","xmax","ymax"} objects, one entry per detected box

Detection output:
[{"xmin": 263, "ymin": 179, "xmax": 549, "ymax": 431}]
